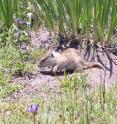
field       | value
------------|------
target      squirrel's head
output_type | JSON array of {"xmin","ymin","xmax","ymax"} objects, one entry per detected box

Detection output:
[{"xmin": 39, "ymin": 51, "xmax": 61, "ymax": 72}]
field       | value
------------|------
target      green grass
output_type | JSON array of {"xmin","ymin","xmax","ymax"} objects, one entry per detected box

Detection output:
[
  {"xmin": 0, "ymin": 73, "xmax": 117, "ymax": 123},
  {"xmin": 0, "ymin": 84, "xmax": 22, "ymax": 98},
  {"xmin": 0, "ymin": 0, "xmax": 19, "ymax": 28},
  {"xmin": 0, "ymin": 19, "xmax": 45, "ymax": 102},
  {"xmin": 34, "ymin": 0, "xmax": 117, "ymax": 45},
  {"xmin": 30, "ymin": 48, "xmax": 46, "ymax": 62}
]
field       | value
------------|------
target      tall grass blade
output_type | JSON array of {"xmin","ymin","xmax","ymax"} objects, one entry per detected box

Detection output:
[
  {"xmin": 0, "ymin": 0, "xmax": 19, "ymax": 28},
  {"xmin": 107, "ymin": 0, "xmax": 117, "ymax": 44}
]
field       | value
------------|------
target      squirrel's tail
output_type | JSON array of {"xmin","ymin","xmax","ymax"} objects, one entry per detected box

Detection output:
[{"xmin": 83, "ymin": 62, "xmax": 103, "ymax": 70}]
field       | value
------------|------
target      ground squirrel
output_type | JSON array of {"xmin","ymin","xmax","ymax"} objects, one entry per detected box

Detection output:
[{"xmin": 39, "ymin": 48, "xmax": 103, "ymax": 73}]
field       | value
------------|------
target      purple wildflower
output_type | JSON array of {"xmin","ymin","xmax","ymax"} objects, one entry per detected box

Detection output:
[
  {"xmin": 15, "ymin": 31, "xmax": 20, "ymax": 37},
  {"xmin": 28, "ymin": 104, "xmax": 39, "ymax": 114},
  {"xmin": 15, "ymin": 18, "xmax": 26, "ymax": 25}
]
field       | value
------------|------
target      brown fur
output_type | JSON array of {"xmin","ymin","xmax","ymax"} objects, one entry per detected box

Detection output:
[{"xmin": 39, "ymin": 48, "xmax": 103, "ymax": 73}]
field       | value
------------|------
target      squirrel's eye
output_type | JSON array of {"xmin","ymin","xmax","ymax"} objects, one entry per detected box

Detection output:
[
  {"xmin": 49, "ymin": 54, "xmax": 54, "ymax": 57},
  {"xmin": 41, "ymin": 58, "xmax": 45, "ymax": 62}
]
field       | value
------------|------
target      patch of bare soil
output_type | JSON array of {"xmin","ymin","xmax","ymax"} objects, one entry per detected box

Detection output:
[{"xmin": 6, "ymin": 28, "xmax": 117, "ymax": 101}]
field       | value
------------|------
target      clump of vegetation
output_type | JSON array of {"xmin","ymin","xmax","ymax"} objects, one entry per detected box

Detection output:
[
  {"xmin": 0, "ymin": 0, "xmax": 44, "ymax": 98},
  {"xmin": 34, "ymin": 0, "xmax": 117, "ymax": 46},
  {"xmin": 0, "ymin": 0, "xmax": 19, "ymax": 28},
  {"xmin": 0, "ymin": 74, "xmax": 117, "ymax": 123}
]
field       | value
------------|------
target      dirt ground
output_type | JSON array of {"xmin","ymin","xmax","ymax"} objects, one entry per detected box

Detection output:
[{"xmin": 6, "ymin": 28, "xmax": 117, "ymax": 101}]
